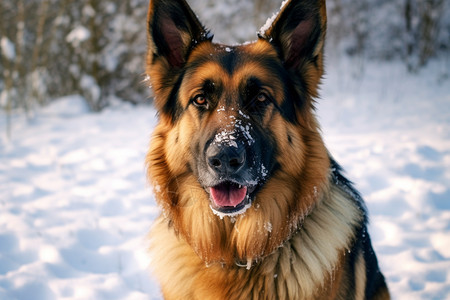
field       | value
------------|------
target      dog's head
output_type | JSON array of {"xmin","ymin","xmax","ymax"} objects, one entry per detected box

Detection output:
[{"xmin": 146, "ymin": 0, "xmax": 329, "ymax": 263}]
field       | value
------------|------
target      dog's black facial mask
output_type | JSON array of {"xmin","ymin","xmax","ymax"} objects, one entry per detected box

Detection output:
[
  {"xmin": 184, "ymin": 51, "xmax": 278, "ymax": 215},
  {"xmin": 194, "ymin": 110, "xmax": 276, "ymax": 216}
]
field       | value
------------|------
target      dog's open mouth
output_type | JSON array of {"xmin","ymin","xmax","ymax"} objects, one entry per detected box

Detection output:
[{"xmin": 209, "ymin": 181, "xmax": 254, "ymax": 217}]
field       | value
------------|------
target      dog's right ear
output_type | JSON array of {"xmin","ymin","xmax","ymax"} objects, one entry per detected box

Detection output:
[
  {"xmin": 147, "ymin": 0, "xmax": 211, "ymax": 69},
  {"xmin": 258, "ymin": 0, "xmax": 326, "ymax": 101}
]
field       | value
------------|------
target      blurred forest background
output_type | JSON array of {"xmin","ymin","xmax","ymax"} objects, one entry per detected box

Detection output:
[{"xmin": 1, "ymin": 0, "xmax": 449, "ymax": 114}]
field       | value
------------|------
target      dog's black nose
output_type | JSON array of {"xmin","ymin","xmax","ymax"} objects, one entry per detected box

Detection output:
[{"xmin": 206, "ymin": 142, "xmax": 246, "ymax": 175}]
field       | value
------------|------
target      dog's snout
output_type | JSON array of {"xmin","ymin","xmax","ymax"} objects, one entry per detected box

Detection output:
[{"xmin": 206, "ymin": 142, "xmax": 246, "ymax": 175}]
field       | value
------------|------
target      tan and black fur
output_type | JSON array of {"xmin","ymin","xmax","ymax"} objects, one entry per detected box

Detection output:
[{"xmin": 145, "ymin": 0, "xmax": 390, "ymax": 299}]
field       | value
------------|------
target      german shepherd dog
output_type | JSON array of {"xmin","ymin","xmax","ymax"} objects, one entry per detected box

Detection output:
[{"xmin": 145, "ymin": 0, "xmax": 390, "ymax": 299}]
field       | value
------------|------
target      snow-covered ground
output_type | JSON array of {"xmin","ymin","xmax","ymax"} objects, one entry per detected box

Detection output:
[
  {"xmin": 319, "ymin": 58, "xmax": 450, "ymax": 299},
  {"xmin": 1, "ymin": 58, "xmax": 449, "ymax": 299}
]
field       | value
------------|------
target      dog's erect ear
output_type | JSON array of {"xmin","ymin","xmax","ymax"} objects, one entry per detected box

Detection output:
[
  {"xmin": 147, "ymin": 0, "xmax": 211, "ymax": 68},
  {"xmin": 260, "ymin": 0, "xmax": 327, "ymax": 71}
]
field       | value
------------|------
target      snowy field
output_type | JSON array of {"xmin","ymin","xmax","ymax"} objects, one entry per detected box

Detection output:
[{"xmin": 1, "ymin": 58, "xmax": 449, "ymax": 299}]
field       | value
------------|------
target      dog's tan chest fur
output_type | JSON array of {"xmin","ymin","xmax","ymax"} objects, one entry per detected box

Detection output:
[{"xmin": 149, "ymin": 183, "xmax": 362, "ymax": 300}]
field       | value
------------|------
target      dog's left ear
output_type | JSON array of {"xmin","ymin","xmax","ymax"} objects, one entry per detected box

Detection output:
[
  {"xmin": 147, "ymin": 0, "xmax": 211, "ymax": 68},
  {"xmin": 146, "ymin": 0, "xmax": 212, "ymax": 121},
  {"xmin": 260, "ymin": 0, "xmax": 326, "ymax": 73}
]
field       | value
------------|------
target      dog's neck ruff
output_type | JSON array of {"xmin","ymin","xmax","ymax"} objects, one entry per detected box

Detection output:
[{"xmin": 149, "ymin": 179, "xmax": 363, "ymax": 299}]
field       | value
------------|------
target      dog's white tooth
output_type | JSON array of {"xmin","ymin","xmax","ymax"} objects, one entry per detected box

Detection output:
[{"xmin": 246, "ymin": 258, "xmax": 252, "ymax": 270}]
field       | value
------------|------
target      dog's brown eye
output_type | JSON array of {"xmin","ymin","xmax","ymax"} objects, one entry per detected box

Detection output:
[
  {"xmin": 193, "ymin": 94, "xmax": 207, "ymax": 106},
  {"xmin": 257, "ymin": 93, "xmax": 268, "ymax": 102}
]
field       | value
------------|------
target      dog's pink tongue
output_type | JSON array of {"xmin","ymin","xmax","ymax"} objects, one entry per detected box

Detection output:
[{"xmin": 210, "ymin": 184, "xmax": 247, "ymax": 207}]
